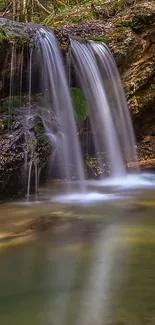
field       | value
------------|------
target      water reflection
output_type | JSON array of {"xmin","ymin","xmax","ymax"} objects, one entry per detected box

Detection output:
[
  {"xmin": 75, "ymin": 225, "xmax": 128, "ymax": 325},
  {"xmin": 0, "ymin": 183, "xmax": 155, "ymax": 324}
]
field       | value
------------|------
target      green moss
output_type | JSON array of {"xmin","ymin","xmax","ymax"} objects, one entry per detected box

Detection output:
[
  {"xmin": 115, "ymin": 4, "xmax": 155, "ymax": 30},
  {"xmin": 9, "ymin": 33, "xmax": 31, "ymax": 47},
  {"xmin": 87, "ymin": 35, "xmax": 109, "ymax": 44},
  {"xmin": 0, "ymin": 22, "xmax": 32, "ymax": 47},
  {"xmin": 114, "ymin": 14, "xmax": 131, "ymax": 27},
  {"xmin": 86, "ymin": 158, "xmax": 96, "ymax": 168},
  {"xmin": 18, "ymin": 35, "xmax": 32, "ymax": 47},
  {"xmin": 34, "ymin": 120, "xmax": 44, "ymax": 134},
  {"xmin": 0, "ymin": 26, "xmax": 6, "ymax": 36},
  {"xmin": 34, "ymin": 120, "xmax": 48, "ymax": 153},
  {"xmin": 11, "ymin": 97, "xmax": 24, "ymax": 108},
  {"xmin": 117, "ymin": 0, "xmax": 125, "ymax": 7},
  {"xmin": 0, "ymin": 27, "xmax": 8, "ymax": 42},
  {"xmin": 2, "ymin": 97, "xmax": 24, "ymax": 110},
  {"xmin": 117, "ymin": 26, "xmax": 129, "ymax": 31},
  {"xmin": 107, "ymin": 27, "xmax": 130, "ymax": 42},
  {"xmin": 71, "ymin": 88, "xmax": 88, "ymax": 121}
]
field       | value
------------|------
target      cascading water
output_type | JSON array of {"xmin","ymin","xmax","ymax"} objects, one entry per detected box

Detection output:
[
  {"xmin": 19, "ymin": 47, "xmax": 24, "ymax": 109},
  {"xmin": 25, "ymin": 46, "xmax": 39, "ymax": 199},
  {"xmin": 6, "ymin": 30, "xmax": 145, "ymax": 202},
  {"xmin": 28, "ymin": 47, "xmax": 33, "ymax": 115},
  {"xmin": 71, "ymin": 40, "xmax": 138, "ymax": 178},
  {"xmin": 8, "ymin": 41, "xmax": 16, "ymax": 129},
  {"xmin": 91, "ymin": 42, "xmax": 138, "ymax": 165},
  {"xmin": 35, "ymin": 29, "xmax": 85, "ymax": 190}
]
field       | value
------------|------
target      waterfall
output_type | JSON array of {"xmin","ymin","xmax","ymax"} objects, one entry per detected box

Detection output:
[
  {"xmin": 71, "ymin": 40, "xmax": 138, "ymax": 178},
  {"xmin": 8, "ymin": 41, "xmax": 16, "ymax": 129},
  {"xmin": 35, "ymin": 28, "xmax": 85, "ymax": 190}
]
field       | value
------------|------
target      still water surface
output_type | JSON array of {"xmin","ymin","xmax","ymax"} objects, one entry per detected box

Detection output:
[{"xmin": 0, "ymin": 178, "xmax": 155, "ymax": 325}]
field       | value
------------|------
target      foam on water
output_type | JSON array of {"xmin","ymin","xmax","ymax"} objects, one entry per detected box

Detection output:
[
  {"xmin": 88, "ymin": 173, "xmax": 155, "ymax": 190},
  {"xmin": 14, "ymin": 173, "xmax": 155, "ymax": 207},
  {"xmin": 52, "ymin": 192, "xmax": 122, "ymax": 205}
]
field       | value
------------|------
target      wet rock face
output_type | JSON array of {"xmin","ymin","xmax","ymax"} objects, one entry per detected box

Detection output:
[
  {"xmin": 0, "ymin": 107, "xmax": 50, "ymax": 200},
  {"xmin": 114, "ymin": 0, "xmax": 155, "ymax": 31},
  {"xmin": 86, "ymin": 156, "xmax": 110, "ymax": 179},
  {"xmin": 0, "ymin": 20, "xmax": 52, "ymax": 199},
  {"xmin": 0, "ymin": 118, "xmax": 25, "ymax": 198},
  {"xmin": 137, "ymin": 137, "xmax": 155, "ymax": 161},
  {"xmin": 0, "ymin": 18, "xmax": 40, "ymax": 99}
]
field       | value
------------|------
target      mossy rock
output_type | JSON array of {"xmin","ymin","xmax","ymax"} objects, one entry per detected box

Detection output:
[
  {"xmin": 92, "ymin": 0, "xmax": 136, "ymax": 20},
  {"xmin": 0, "ymin": 26, "xmax": 8, "ymax": 42},
  {"xmin": 115, "ymin": 0, "xmax": 155, "ymax": 31},
  {"xmin": 0, "ymin": 101, "xmax": 51, "ymax": 199},
  {"xmin": 33, "ymin": 117, "xmax": 49, "ymax": 155},
  {"xmin": 0, "ymin": 18, "xmax": 33, "ymax": 46},
  {"xmin": 87, "ymin": 35, "xmax": 109, "ymax": 43},
  {"xmin": 107, "ymin": 27, "xmax": 146, "ymax": 70},
  {"xmin": 124, "ymin": 44, "xmax": 155, "ymax": 101},
  {"xmin": 0, "ymin": 18, "xmax": 39, "ymax": 99},
  {"xmin": 128, "ymin": 83, "xmax": 155, "ymax": 116}
]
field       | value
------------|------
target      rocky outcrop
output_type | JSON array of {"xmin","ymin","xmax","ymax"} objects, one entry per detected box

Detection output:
[
  {"xmin": 0, "ymin": 0, "xmax": 155, "ymax": 195},
  {"xmin": 0, "ymin": 18, "xmax": 40, "ymax": 99},
  {"xmin": 55, "ymin": 0, "xmax": 155, "ymax": 160},
  {"xmin": 0, "ymin": 20, "xmax": 52, "ymax": 199},
  {"xmin": 0, "ymin": 105, "xmax": 50, "ymax": 199}
]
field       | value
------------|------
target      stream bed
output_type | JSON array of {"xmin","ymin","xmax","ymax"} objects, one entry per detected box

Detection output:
[{"xmin": 0, "ymin": 178, "xmax": 155, "ymax": 325}]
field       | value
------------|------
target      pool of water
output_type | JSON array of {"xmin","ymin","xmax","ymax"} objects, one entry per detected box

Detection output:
[{"xmin": 1, "ymin": 175, "xmax": 155, "ymax": 324}]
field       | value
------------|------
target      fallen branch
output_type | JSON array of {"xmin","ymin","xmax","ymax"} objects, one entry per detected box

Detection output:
[
  {"xmin": 0, "ymin": 1, "xmax": 13, "ymax": 17},
  {"xmin": 127, "ymin": 159, "xmax": 155, "ymax": 169},
  {"xmin": 35, "ymin": 0, "xmax": 53, "ymax": 15}
]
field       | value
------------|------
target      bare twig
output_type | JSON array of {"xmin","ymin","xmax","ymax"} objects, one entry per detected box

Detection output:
[
  {"xmin": 35, "ymin": 0, "xmax": 53, "ymax": 15},
  {"xmin": 0, "ymin": 1, "xmax": 13, "ymax": 17}
]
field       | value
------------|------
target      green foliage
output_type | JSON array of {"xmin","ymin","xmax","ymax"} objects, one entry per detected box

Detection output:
[
  {"xmin": 0, "ymin": 27, "xmax": 8, "ymax": 42},
  {"xmin": 3, "ymin": 96, "xmax": 24, "ymax": 109},
  {"xmin": 71, "ymin": 88, "xmax": 88, "ymax": 121},
  {"xmin": 34, "ymin": 119, "xmax": 48, "ymax": 153},
  {"xmin": 11, "ymin": 97, "xmax": 24, "ymax": 108},
  {"xmin": 87, "ymin": 35, "xmax": 109, "ymax": 43},
  {"xmin": 117, "ymin": 0, "xmax": 125, "ymax": 7},
  {"xmin": 44, "ymin": 2, "xmax": 95, "ymax": 27}
]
